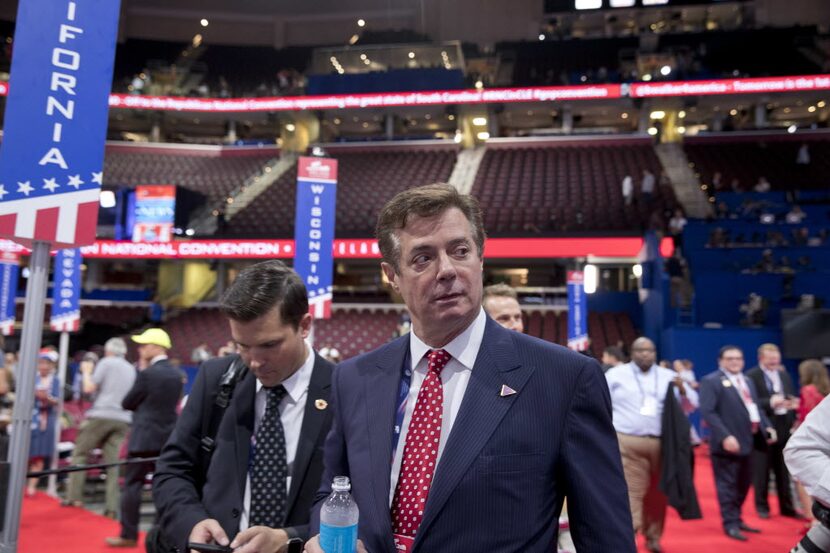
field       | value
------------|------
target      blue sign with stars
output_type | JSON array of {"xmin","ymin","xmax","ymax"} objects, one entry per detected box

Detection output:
[{"xmin": 0, "ymin": 0, "xmax": 121, "ymax": 248}]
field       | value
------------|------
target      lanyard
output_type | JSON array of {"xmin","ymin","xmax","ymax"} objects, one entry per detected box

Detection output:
[
  {"xmin": 391, "ymin": 349, "xmax": 413, "ymax": 463},
  {"xmin": 631, "ymin": 365, "xmax": 659, "ymax": 403}
]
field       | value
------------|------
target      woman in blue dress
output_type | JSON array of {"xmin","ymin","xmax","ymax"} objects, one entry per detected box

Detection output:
[{"xmin": 27, "ymin": 350, "xmax": 61, "ymax": 496}]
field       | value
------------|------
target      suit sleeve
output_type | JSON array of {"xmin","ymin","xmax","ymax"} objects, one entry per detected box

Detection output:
[
  {"xmin": 152, "ymin": 364, "xmax": 216, "ymax": 551},
  {"xmin": 309, "ymin": 365, "xmax": 346, "ymax": 535},
  {"xmin": 122, "ymin": 368, "xmax": 148, "ymax": 411},
  {"xmin": 562, "ymin": 358, "xmax": 636, "ymax": 553}
]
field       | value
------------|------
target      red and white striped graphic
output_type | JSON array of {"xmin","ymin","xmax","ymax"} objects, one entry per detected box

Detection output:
[
  {"xmin": 50, "ymin": 312, "xmax": 80, "ymax": 332},
  {"xmin": 0, "ymin": 189, "xmax": 99, "ymax": 249},
  {"xmin": 309, "ymin": 294, "xmax": 332, "ymax": 319}
]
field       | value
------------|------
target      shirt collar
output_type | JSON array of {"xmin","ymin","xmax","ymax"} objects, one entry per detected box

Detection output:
[
  {"xmin": 409, "ymin": 307, "xmax": 487, "ymax": 371},
  {"xmin": 255, "ymin": 340, "xmax": 314, "ymax": 403},
  {"xmin": 149, "ymin": 354, "xmax": 168, "ymax": 366}
]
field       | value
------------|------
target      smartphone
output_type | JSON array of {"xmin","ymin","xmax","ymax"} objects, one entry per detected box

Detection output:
[{"xmin": 187, "ymin": 542, "xmax": 233, "ymax": 553}]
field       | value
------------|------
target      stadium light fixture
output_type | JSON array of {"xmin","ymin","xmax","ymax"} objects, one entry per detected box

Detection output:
[
  {"xmin": 808, "ymin": 106, "xmax": 816, "ymax": 113},
  {"xmin": 99, "ymin": 190, "xmax": 116, "ymax": 208},
  {"xmin": 349, "ymin": 34, "xmax": 359, "ymax": 45},
  {"xmin": 185, "ymin": 229, "xmax": 196, "ymax": 236},
  {"xmin": 647, "ymin": 127, "xmax": 658, "ymax": 136},
  {"xmin": 818, "ymin": 101, "xmax": 826, "ymax": 108},
  {"xmin": 472, "ymin": 117, "xmax": 487, "ymax": 126},
  {"xmin": 632, "ymin": 264, "xmax": 643, "ymax": 278},
  {"xmin": 660, "ymin": 65, "xmax": 671, "ymax": 76},
  {"xmin": 453, "ymin": 131, "xmax": 463, "ymax": 143},
  {"xmin": 642, "ymin": 74, "xmax": 652, "ymax": 81},
  {"xmin": 677, "ymin": 126, "xmax": 686, "ymax": 134},
  {"xmin": 678, "ymin": 110, "xmax": 686, "ymax": 119},
  {"xmin": 583, "ymin": 264, "xmax": 598, "ymax": 294},
  {"xmin": 200, "ymin": 18, "xmax": 209, "ymax": 27},
  {"xmin": 575, "ymin": 0, "xmax": 602, "ymax": 9},
  {"xmin": 285, "ymin": 123, "xmax": 296, "ymax": 132},
  {"xmin": 539, "ymin": 34, "xmax": 546, "ymax": 41},
  {"xmin": 408, "ymin": 51, "xmax": 416, "ymax": 59},
  {"xmin": 788, "ymin": 125, "xmax": 797, "ymax": 134},
  {"xmin": 476, "ymin": 131, "xmax": 490, "ymax": 140},
  {"xmin": 475, "ymin": 80, "xmax": 484, "ymax": 89},
  {"xmin": 621, "ymin": 112, "xmax": 629, "ymax": 119},
  {"xmin": 729, "ymin": 109, "xmax": 738, "ymax": 116},
  {"xmin": 357, "ymin": 19, "xmax": 366, "ymax": 27},
  {"xmin": 649, "ymin": 111, "xmax": 665, "ymax": 120},
  {"xmin": 360, "ymin": 54, "xmax": 367, "ymax": 60}
]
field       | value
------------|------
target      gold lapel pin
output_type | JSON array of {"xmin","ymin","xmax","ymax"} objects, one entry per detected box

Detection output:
[{"xmin": 315, "ymin": 399, "xmax": 328, "ymax": 410}]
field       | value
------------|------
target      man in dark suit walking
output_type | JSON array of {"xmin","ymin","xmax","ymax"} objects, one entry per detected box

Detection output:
[
  {"xmin": 106, "ymin": 328, "xmax": 183, "ymax": 548},
  {"xmin": 746, "ymin": 343, "xmax": 799, "ymax": 518},
  {"xmin": 700, "ymin": 345, "xmax": 774, "ymax": 541},
  {"xmin": 153, "ymin": 261, "xmax": 333, "ymax": 553},
  {"xmin": 305, "ymin": 184, "xmax": 634, "ymax": 553}
]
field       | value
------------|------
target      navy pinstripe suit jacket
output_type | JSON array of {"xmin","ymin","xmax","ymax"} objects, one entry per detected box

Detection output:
[{"xmin": 311, "ymin": 317, "xmax": 635, "ymax": 553}]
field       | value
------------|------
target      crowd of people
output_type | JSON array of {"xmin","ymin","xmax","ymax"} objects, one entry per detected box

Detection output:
[{"xmin": 3, "ymin": 183, "xmax": 827, "ymax": 553}]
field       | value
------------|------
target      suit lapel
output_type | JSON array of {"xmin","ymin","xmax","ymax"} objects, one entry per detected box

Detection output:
[
  {"xmin": 233, "ymin": 372, "xmax": 256, "ymax": 499},
  {"xmin": 365, "ymin": 338, "xmax": 408, "ymax": 549},
  {"xmin": 285, "ymin": 354, "xmax": 331, "ymax": 515},
  {"xmin": 415, "ymin": 320, "xmax": 530, "ymax": 543}
]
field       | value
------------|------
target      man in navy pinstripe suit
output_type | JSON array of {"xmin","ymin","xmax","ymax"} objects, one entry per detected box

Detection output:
[{"xmin": 305, "ymin": 183, "xmax": 634, "ymax": 553}]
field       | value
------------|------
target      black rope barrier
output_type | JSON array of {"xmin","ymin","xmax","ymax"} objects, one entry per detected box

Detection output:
[{"xmin": 26, "ymin": 456, "xmax": 160, "ymax": 478}]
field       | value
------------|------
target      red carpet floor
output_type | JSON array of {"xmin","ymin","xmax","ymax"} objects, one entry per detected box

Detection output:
[{"xmin": 17, "ymin": 447, "xmax": 806, "ymax": 552}]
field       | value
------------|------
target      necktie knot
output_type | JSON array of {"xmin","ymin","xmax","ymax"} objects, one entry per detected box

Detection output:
[
  {"xmin": 266, "ymin": 385, "xmax": 287, "ymax": 409},
  {"xmin": 426, "ymin": 349, "xmax": 451, "ymax": 377}
]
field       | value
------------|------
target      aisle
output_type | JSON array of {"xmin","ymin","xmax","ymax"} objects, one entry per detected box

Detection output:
[
  {"xmin": 637, "ymin": 446, "xmax": 806, "ymax": 552},
  {"xmin": 17, "ymin": 446, "xmax": 807, "ymax": 552},
  {"xmin": 19, "ymin": 492, "xmax": 145, "ymax": 553}
]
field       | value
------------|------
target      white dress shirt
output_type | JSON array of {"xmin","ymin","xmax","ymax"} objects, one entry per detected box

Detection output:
[
  {"xmin": 606, "ymin": 362, "xmax": 699, "ymax": 437},
  {"xmin": 388, "ymin": 308, "xmax": 486, "ymax": 505},
  {"xmin": 761, "ymin": 365, "xmax": 788, "ymax": 415},
  {"xmin": 240, "ymin": 344, "xmax": 314, "ymax": 530},
  {"xmin": 784, "ymin": 394, "xmax": 830, "ymax": 506}
]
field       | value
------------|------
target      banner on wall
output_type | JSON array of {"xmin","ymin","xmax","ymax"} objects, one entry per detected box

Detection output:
[
  {"xmin": 132, "ymin": 185, "xmax": 176, "ymax": 243},
  {"xmin": 293, "ymin": 157, "xmax": 338, "ymax": 319},
  {"xmin": 0, "ymin": 252, "xmax": 19, "ymax": 335},
  {"xmin": 0, "ymin": 0, "xmax": 120, "ymax": 248},
  {"xmin": 567, "ymin": 270, "xmax": 589, "ymax": 351},
  {"xmin": 50, "ymin": 248, "xmax": 82, "ymax": 332}
]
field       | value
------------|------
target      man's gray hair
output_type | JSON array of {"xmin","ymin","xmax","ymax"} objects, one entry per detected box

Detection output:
[{"xmin": 105, "ymin": 337, "xmax": 128, "ymax": 357}]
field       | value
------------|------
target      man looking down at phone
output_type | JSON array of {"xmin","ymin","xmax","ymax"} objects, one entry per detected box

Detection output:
[{"xmin": 153, "ymin": 261, "xmax": 334, "ymax": 553}]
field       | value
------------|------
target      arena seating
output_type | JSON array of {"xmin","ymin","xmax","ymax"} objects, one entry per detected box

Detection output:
[
  {"xmin": 314, "ymin": 308, "xmax": 400, "ymax": 359},
  {"xmin": 684, "ymin": 132, "xmax": 830, "ymax": 192},
  {"xmin": 523, "ymin": 310, "xmax": 637, "ymax": 356},
  {"xmin": 163, "ymin": 306, "xmax": 229, "ymax": 364},
  {"xmin": 472, "ymin": 138, "xmax": 676, "ymax": 234},
  {"xmin": 103, "ymin": 145, "xmax": 277, "ymax": 203},
  {"xmin": 228, "ymin": 145, "xmax": 458, "ymax": 237}
]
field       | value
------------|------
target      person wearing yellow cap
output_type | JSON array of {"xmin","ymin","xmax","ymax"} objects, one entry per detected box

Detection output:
[{"xmin": 105, "ymin": 328, "xmax": 183, "ymax": 548}]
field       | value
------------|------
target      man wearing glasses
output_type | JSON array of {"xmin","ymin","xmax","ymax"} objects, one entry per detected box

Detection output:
[{"xmin": 700, "ymin": 346, "xmax": 774, "ymax": 541}]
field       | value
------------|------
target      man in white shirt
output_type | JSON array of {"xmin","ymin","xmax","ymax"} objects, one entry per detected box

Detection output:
[
  {"xmin": 306, "ymin": 183, "xmax": 635, "ymax": 553},
  {"xmin": 606, "ymin": 337, "xmax": 698, "ymax": 553},
  {"xmin": 153, "ymin": 261, "xmax": 335, "ymax": 553},
  {"xmin": 700, "ymin": 345, "xmax": 774, "ymax": 541},
  {"xmin": 622, "ymin": 175, "xmax": 634, "ymax": 206}
]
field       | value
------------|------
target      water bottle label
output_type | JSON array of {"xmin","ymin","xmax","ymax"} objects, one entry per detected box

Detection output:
[{"xmin": 320, "ymin": 523, "xmax": 358, "ymax": 553}]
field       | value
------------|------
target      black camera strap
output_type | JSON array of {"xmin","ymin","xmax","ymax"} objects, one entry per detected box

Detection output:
[{"xmin": 198, "ymin": 355, "xmax": 247, "ymax": 482}]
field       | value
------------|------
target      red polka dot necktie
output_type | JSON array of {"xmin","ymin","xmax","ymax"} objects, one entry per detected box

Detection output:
[{"xmin": 391, "ymin": 349, "xmax": 451, "ymax": 539}]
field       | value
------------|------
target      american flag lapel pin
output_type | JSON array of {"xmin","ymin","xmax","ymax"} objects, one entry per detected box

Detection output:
[{"xmin": 500, "ymin": 384, "xmax": 517, "ymax": 397}]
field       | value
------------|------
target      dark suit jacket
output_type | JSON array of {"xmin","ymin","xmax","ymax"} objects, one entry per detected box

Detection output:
[
  {"xmin": 310, "ymin": 317, "xmax": 635, "ymax": 553},
  {"xmin": 122, "ymin": 358, "xmax": 183, "ymax": 454},
  {"xmin": 153, "ymin": 353, "xmax": 333, "ymax": 552},
  {"xmin": 659, "ymin": 383, "xmax": 701, "ymax": 519},
  {"xmin": 700, "ymin": 370, "xmax": 771, "ymax": 456},
  {"xmin": 745, "ymin": 366, "xmax": 796, "ymax": 441}
]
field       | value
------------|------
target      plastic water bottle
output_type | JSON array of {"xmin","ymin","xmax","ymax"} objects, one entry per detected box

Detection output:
[{"xmin": 319, "ymin": 476, "xmax": 359, "ymax": 553}]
